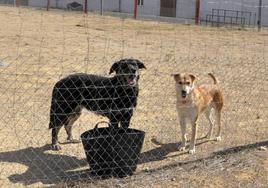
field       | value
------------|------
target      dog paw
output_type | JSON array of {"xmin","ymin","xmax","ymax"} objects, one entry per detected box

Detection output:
[
  {"xmin": 178, "ymin": 146, "xmax": 186, "ymax": 152},
  {"xmin": 188, "ymin": 148, "xmax": 195, "ymax": 154},
  {"xmin": 67, "ymin": 138, "xmax": 81, "ymax": 143},
  {"xmin": 51, "ymin": 144, "xmax": 61, "ymax": 150},
  {"xmin": 215, "ymin": 136, "xmax": 221, "ymax": 141}
]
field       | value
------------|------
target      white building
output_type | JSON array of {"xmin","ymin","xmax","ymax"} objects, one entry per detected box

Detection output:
[{"xmin": 4, "ymin": 0, "xmax": 266, "ymax": 26}]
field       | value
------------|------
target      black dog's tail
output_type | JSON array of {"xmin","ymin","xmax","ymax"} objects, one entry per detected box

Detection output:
[
  {"xmin": 48, "ymin": 81, "xmax": 66, "ymax": 129},
  {"xmin": 48, "ymin": 86, "xmax": 58, "ymax": 129},
  {"xmin": 48, "ymin": 107, "xmax": 56, "ymax": 129}
]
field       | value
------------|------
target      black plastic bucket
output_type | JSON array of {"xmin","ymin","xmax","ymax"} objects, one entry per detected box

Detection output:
[{"xmin": 81, "ymin": 121, "xmax": 145, "ymax": 177}]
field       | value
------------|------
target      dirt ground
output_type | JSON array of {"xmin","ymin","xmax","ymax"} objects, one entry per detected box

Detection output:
[{"xmin": 0, "ymin": 5, "xmax": 267, "ymax": 188}]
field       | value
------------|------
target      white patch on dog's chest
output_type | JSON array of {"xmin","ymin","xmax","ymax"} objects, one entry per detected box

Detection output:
[{"xmin": 176, "ymin": 99, "xmax": 199, "ymax": 121}]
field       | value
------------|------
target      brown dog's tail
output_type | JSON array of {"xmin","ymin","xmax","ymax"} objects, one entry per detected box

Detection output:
[{"xmin": 208, "ymin": 73, "xmax": 218, "ymax": 84}]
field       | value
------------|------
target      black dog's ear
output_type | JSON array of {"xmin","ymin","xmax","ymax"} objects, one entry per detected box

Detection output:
[
  {"xmin": 109, "ymin": 62, "xmax": 119, "ymax": 74},
  {"xmin": 135, "ymin": 60, "xmax": 146, "ymax": 69}
]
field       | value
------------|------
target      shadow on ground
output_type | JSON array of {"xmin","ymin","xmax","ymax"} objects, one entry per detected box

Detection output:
[
  {"xmin": 143, "ymin": 139, "xmax": 268, "ymax": 173},
  {"xmin": 0, "ymin": 144, "xmax": 88, "ymax": 185},
  {"xmin": 139, "ymin": 137, "xmax": 210, "ymax": 164},
  {"xmin": 1, "ymin": 140, "xmax": 268, "ymax": 186}
]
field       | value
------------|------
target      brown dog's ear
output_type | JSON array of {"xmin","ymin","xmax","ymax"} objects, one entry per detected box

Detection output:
[
  {"xmin": 109, "ymin": 62, "xmax": 119, "ymax": 74},
  {"xmin": 171, "ymin": 73, "xmax": 180, "ymax": 81},
  {"xmin": 171, "ymin": 73, "xmax": 180, "ymax": 77},
  {"xmin": 189, "ymin": 74, "xmax": 197, "ymax": 82}
]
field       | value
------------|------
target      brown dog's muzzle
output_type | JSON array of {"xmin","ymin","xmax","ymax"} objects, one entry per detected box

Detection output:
[{"xmin": 181, "ymin": 90, "xmax": 187, "ymax": 98}]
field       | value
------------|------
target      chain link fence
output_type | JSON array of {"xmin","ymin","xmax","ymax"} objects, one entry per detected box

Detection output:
[{"xmin": 0, "ymin": 3, "xmax": 267, "ymax": 187}]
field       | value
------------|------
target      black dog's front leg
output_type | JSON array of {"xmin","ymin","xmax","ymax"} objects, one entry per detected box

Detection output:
[
  {"xmin": 121, "ymin": 120, "xmax": 130, "ymax": 129},
  {"xmin": 121, "ymin": 111, "xmax": 133, "ymax": 129},
  {"xmin": 109, "ymin": 117, "xmax": 119, "ymax": 129},
  {"xmin": 52, "ymin": 127, "xmax": 62, "ymax": 150}
]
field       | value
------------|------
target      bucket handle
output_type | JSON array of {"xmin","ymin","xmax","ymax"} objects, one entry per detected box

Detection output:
[{"xmin": 94, "ymin": 121, "xmax": 111, "ymax": 129}]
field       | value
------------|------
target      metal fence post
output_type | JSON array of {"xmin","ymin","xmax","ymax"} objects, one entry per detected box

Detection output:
[
  {"xmin": 258, "ymin": 0, "xmax": 262, "ymax": 31},
  {"xmin": 15, "ymin": 0, "xmax": 20, "ymax": 7},
  {"xmin": 47, "ymin": 0, "xmax": 50, "ymax": 11},
  {"xmin": 195, "ymin": 0, "xmax": 200, "ymax": 25},
  {"xmin": 119, "ymin": 0, "xmax": 121, "ymax": 12},
  {"xmin": 85, "ymin": 0, "xmax": 88, "ymax": 14},
  {"xmin": 134, "ymin": 0, "xmax": 138, "ymax": 19},
  {"xmin": 100, "ymin": 0, "xmax": 103, "ymax": 15}
]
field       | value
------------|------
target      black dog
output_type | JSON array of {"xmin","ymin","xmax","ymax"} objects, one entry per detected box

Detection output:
[{"xmin": 49, "ymin": 59, "xmax": 146, "ymax": 150}]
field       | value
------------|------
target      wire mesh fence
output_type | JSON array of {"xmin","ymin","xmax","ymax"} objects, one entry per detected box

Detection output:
[{"xmin": 0, "ymin": 3, "xmax": 267, "ymax": 187}]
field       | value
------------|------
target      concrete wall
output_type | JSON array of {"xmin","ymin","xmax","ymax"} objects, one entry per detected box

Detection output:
[
  {"xmin": 120, "ymin": 0, "xmax": 160, "ymax": 15},
  {"xmin": 28, "ymin": 0, "xmax": 46, "ymax": 7},
  {"xmin": 176, "ymin": 0, "xmax": 195, "ymax": 19},
  {"xmin": 0, "ymin": 0, "xmax": 28, "ymax": 5},
  {"xmin": 28, "ymin": 0, "xmax": 85, "ymax": 9},
  {"xmin": 259, "ymin": 1, "xmax": 268, "ymax": 26},
  {"xmin": 120, "ymin": 0, "xmax": 194, "ymax": 18},
  {"xmin": 88, "ymin": 0, "xmax": 119, "ymax": 12},
  {"xmin": 137, "ymin": 0, "xmax": 160, "ymax": 16},
  {"xmin": 0, "ymin": 0, "xmax": 15, "ymax": 5},
  {"xmin": 120, "ymin": 0, "xmax": 134, "ymax": 14}
]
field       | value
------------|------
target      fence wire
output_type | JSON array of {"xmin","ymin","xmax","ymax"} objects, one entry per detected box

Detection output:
[{"xmin": 0, "ymin": 4, "xmax": 267, "ymax": 188}]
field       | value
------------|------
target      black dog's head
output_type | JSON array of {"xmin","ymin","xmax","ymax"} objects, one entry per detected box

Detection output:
[{"xmin": 109, "ymin": 59, "xmax": 146, "ymax": 87}]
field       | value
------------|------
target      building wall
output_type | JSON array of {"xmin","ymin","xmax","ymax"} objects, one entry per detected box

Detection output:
[
  {"xmin": 28, "ymin": 0, "xmax": 268, "ymax": 26},
  {"xmin": 120, "ymin": 0, "xmax": 194, "ymax": 18},
  {"xmin": 28, "ymin": 0, "xmax": 85, "ymax": 9},
  {"xmin": 88, "ymin": 0, "xmax": 119, "ymax": 12},
  {"xmin": 0, "ymin": 0, "xmax": 27, "ymax": 5},
  {"xmin": 138, "ymin": 0, "xmax": 160, "ymax": 16},
  {"xmin": 120, "ymin": 0, "xmax": 160, "ymax": 16},
  {"xmin": 56, "ymin": 0, "xmax": 84, "ymax": 9},
  {"xmin": 176, "ymin": 0, "xmax": 195, "ymax": 19},
  {"xmin": 263, "ymin": 4, "xmax": 268, "ymax": 26},
  {"xmin": 28, "ymin": 0, "xmax": 45, "ymax": 7},
  {"xmin": 120, "ymin": 0, "xmax": 133, "ymax": 13}
]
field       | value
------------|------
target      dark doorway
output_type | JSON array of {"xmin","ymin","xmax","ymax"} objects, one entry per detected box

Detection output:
[{"xmin": 160, "ymin": 0, "xmax": 177, "ymax": 17}]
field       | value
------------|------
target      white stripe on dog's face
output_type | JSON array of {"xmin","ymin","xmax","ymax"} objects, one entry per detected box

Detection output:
[{"xmin": 182, "ymin": 84, "xmax": 193, "ymax": 94}]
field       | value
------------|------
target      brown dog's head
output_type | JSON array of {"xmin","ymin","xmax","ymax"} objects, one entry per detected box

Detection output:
[{"xmin": 173, "ymin": 73, "xmax": 196, "ymax": 99}]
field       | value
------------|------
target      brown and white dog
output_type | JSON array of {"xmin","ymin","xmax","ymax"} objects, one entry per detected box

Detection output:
[{"xmin": 173, "ymin": 73, "xmax": 224, "ymax": 154}]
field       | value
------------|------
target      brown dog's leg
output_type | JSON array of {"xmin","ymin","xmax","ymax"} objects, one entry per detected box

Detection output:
[
  {"xmin": 214, "ymin": 91, "xmax": 223, "ymax": 141},
  {"xmin": 205, "ymin": 108, "xmax": 214, "ymax": 140},
  {"xmin": 179, "ymin": 118, "xmax": 187, "ymax": 151},
  {"xmin": 215, "ymin": 110, "xmax": 222, "ymax": 141},
  {"xmin": 189, "ymin": 120, "xmax": 198, "ymax": 154}
]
